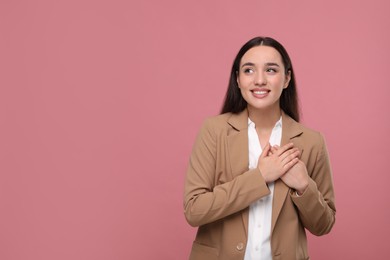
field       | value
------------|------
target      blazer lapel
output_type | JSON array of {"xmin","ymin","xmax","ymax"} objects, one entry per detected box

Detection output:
[
  {"xmin": 271, "ymin": 112, "xmax": 304, "ymax": 232},
  {"xmin": 226, "ymin": 110, "xmax": 250, "ymax": 180},
  {"xmin": 226, "ymin": 110, "xmax": 251, "ymax": 232}
]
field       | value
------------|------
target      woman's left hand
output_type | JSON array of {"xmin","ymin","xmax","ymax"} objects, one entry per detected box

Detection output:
[
  {"xmin": 270, "ymin": 146, "xmax": 309, "ymax": 195},
  {"xmin": 280, "ymin": 160, "xmax": 309, "ymax": 195}
]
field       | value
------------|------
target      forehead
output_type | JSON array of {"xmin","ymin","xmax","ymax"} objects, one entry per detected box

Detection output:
[{"xmin": 240, "ymin": 46, "xmax": 283, "ymax": 65}]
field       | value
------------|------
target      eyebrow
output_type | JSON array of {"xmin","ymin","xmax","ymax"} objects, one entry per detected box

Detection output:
[{"xmin": 241, "ymin": 62, "xmax": 280, "ymax": 68}]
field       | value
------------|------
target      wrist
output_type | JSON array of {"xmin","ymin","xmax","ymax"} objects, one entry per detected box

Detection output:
[{"xmin": 296, "ymin": 185, "xmax": 308, "ymax": 196}]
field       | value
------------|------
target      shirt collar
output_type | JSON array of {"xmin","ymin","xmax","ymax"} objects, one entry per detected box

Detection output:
[{"xmin": 248, "ymin": 116, "xmax": 282, "ymax": 129}]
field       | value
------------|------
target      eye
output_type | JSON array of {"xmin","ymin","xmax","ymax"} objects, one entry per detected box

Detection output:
[
  {"xmin": 243, "ymin": 68, "xmax": 254, "ymax": 74},
  {"xmin": 266, "ymin": 67, "xmax": 278, "ymax": 73}
]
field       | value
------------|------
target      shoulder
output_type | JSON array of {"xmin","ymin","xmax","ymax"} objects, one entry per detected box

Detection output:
[
  {"xmin": 302, "ymin": 127, "xmax": 326, "ymax": 150},
  {"xmin": 283, "ymin": 114, "xmax": 324, "ymax": 142},
  {"xmin": 297, "ymin": 129, "xmax": 329, "ymax": 165},
  {"xmin": 198, "ymin": 113, "xmax": 234, "ymax": 138},
  {"xmin": 202, "ymin": 113, "xmax": 233, "ymax": 128},
  {"xmin": 283, "ymin": 115, "xmax": 327, "ymax": 152},
  {"xmin": 201, "ymin": 110, "xmax": 248, "ymax": 134},
  {"xmin": 298, "ymin": 122, "xmax": 324, "ymax": 142}
]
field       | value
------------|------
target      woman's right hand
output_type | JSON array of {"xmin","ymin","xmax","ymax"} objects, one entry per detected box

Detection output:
[{"xmin": 257, "ymin": 142, "xmax": 300, "ymax": 183}]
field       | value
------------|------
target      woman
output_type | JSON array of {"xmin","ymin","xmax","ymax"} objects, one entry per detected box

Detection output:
[{"xmin": 184, "ymin": 36, "xmax": 336, "ymax": 260}]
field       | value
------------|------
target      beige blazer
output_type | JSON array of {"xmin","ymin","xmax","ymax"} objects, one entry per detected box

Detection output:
[{"xmin": 184, "ymin": 110, "xmax": 336, "ymax": 260}]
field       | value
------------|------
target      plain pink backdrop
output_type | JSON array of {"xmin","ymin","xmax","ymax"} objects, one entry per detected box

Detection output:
[{"xmin": 1, "ymin": 0, "xmax": 389, "ymax": 259}]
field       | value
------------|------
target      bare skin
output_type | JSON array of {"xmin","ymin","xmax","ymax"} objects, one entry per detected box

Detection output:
[
  {"xmin": 270, "ymin": 145, "xmax": 309, "ymax": 195},
  {"xmin": 257, "ymin": 142, "xmax": 300, "ymax": 183}
]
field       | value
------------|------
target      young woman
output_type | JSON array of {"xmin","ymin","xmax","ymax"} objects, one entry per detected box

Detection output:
[{"xmin": 183, "ymin": 36, "xmax": 336, "ymax": 260}]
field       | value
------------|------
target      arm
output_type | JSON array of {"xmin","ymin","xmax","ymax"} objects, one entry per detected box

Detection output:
[
  {"xmin": 183, "ymin": 119, "xmax": 270, "ymax": 227},
  {"xmin": 290, "ymin": 133, "xmax": 336, "ymax": 235}
]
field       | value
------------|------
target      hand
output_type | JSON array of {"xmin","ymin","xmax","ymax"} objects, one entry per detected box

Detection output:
[
  {"xmin": 257, "ymin": 143, "xmax": 300, "ymax": 183},
  {"xmin": 270, "ymin": 145, "xmax": 309, "ymax": 194},
  {"xmin": 280, "ymin": 160, "xmax": 309, "ymax": 195}
]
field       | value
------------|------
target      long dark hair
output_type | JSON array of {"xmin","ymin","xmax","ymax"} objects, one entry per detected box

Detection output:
[{"xmin": 220, "ymin": 36, "xmax": 300, "ymax": 122}]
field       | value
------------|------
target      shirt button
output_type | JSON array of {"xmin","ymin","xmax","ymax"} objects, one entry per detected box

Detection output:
[{"xmin": 236, "ymin": 242, "xmax": 244, "ymax": 251}]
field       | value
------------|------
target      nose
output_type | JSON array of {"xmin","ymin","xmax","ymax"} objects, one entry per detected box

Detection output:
[{"xmin": 254, "ymin": 72, "xmax": 266, "ymax": 85}]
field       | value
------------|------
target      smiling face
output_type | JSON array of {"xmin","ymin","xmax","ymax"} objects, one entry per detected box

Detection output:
[{"xmin": 237, "ymin": 45, "xmax": 291, "ymax": 113}]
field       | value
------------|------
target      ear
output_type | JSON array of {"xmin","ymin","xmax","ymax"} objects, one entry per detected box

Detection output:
[
  {"xmin": 236, "ymin": 71, "xmax": 240, "ymax": 88},
  {"xmin": 283, "ymin": 70, "xmax": 291, "ymax": 89}
]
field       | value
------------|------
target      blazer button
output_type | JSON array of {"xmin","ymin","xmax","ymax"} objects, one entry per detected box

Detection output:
[{"xmin": 236, "ymin": 242, "xmax": 244, "ymax": 251}]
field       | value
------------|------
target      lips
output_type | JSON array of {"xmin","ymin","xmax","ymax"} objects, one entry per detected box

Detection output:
[{"xmin": 251, "ymin": 88, "xmax": 270, "ymax": 98}]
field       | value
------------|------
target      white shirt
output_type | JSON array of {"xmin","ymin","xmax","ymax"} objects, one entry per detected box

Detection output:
[{"xmin": 244, "ymin": 117, "xmax": 282, "ymax": 260}]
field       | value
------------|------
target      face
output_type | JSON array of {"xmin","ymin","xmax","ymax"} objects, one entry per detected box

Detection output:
[{"xmin": 237, "ymin": 45, "xmax": 291, "ymax": 112}]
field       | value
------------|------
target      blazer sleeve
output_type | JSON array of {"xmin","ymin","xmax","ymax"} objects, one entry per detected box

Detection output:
[
  {"xmin": 183, "ymin": 118, "xmax": 270, "ymax": 227},
  {"xmin": 291, "ymin": 133, "xmax": 336, "ymax": 236}
]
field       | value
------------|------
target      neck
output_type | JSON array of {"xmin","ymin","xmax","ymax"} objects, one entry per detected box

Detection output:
[{"xmin": 247, "ymin": 106, "xmax": 282, "ymax": 130}]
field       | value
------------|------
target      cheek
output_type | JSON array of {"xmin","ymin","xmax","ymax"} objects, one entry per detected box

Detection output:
[
  {"xmin": 237, "ymin": 77, "xmax": 251, "ymax": 89},
  {"xmin": 274, "ymin": 77, "xmax": 287, "ymax": 89},
  {"xmin": 240, "ymin": 88, "xmax": 250, "ymax": 102},
  {"xmin": 239, "ymin": 86, "xmax": 250, "ymax": 100}
]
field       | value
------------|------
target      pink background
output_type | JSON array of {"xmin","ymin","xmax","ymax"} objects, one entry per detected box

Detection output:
[{"xmin": 1, "ymin": 0, "xmax": 389, "ymax": 259}]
